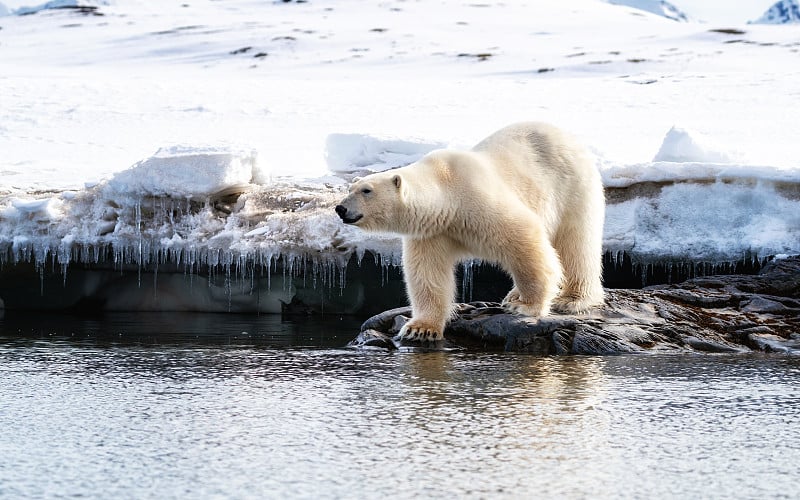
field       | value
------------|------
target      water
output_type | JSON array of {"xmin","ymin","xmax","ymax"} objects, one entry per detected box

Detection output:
[{"xmin": 1, "ymin": 313, "xmax": 798, "ymax": 499}]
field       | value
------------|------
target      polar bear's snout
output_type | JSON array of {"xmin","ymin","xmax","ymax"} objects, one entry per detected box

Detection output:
[{"xmin": 335, "ymin": 204, "xmax": 363, "ymax": 225}]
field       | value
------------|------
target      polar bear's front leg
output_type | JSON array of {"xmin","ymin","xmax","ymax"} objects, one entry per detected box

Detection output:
[{"xmin": 398, "ymin": 237, "xmax": 458, "ymax": 342}]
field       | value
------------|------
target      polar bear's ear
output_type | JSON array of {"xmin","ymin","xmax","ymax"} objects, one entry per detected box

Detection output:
[{"xmin": 392, "ymin": 174, "xmax": 402, "ymax": 189}]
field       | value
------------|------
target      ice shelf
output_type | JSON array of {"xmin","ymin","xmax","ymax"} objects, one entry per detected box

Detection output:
[{"xmin": 1, "ymin": 132, "xmax": 799, "ymax": 312}]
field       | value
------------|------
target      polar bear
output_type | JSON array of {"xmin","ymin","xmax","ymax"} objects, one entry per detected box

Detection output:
[{"xmin": 335, "ymin": 122, "xmax": 605, "ymax": 342}]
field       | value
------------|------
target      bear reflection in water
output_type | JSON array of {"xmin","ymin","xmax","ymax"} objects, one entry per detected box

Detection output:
[{"xmin": 336, "ymin": 122, "xmax": 605, "ymax": 342}]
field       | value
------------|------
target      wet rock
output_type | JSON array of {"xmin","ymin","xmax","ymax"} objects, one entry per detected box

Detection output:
[
  {"xmin": 348, "ymin": 329, "xmax": 396, "ymax": 350},
  {"xmin": 348, "ymin": 307, "xmax": 461, "ymax": 351},
  {"xmin": 349, "ymin": 256, "xmax": 800, "ymax": 354}
]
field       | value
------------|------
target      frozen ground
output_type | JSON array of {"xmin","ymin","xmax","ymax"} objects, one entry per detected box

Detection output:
[{"xmin": 1, "ymin": 0, "xmax": 799, "ymax": 307}]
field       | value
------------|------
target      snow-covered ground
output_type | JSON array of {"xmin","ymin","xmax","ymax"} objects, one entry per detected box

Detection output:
[{"xmin": 1, "ymin": 0, "xmax": 799, "ymax": 293}]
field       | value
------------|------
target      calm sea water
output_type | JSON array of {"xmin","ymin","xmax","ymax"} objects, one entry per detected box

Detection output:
[{"xmin": 1, "ymin": 312, "xmax": 798, "ymax": 499}]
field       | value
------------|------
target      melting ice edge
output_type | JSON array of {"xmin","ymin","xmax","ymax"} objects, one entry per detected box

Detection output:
[{"xmin": 1, "ymin": 139, "xmax": 799, "ymax": 313}]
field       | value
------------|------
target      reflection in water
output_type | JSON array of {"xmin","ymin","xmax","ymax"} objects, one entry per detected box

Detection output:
[
  {"xmin": 0, "ymin": 310, "xmax": 361, "ymax": 348},
  {"xmin": 0, "ymin": 314, "xmax": 798, "ymax": 499}
]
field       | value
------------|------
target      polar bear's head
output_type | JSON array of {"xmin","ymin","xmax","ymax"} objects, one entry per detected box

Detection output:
[{"xmin": 335, "ymin": 171, "xmax": 404, "ymax": 232}]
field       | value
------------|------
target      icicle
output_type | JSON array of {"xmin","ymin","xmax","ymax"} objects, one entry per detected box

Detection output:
[
  {"xmin": 225, "ymin": 262, "xmax": 232, "ymax": 312},
  {"xmin": 640, "ymin": 263, "xmax": 648, "ymax": 288},
  {"xmin": 460, "ymin": 260, "xmax": 476, "ymax": 303},
  {"xmin": 135, "ymin": 199, "xmax": 142, "ymax": 287},
  {"xmin": 153, "ymin": 256, "xmax": 158, "ymax": 300}
]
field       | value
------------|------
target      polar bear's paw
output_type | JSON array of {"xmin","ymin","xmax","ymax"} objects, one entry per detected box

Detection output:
[
  {"xmin": 502, "ymin": 287, "xmax": 522, "ymax": 305},
  {"xmin": 398, "ymin": 320, "xmax": 444, "ymax": 342},
  {"xmin": 551, "ymin": 295, "xmax": 602, "ymax": 315},
  {"xmin": 502, "ymin": 288, "xmax": 550, "ymax": 318}
]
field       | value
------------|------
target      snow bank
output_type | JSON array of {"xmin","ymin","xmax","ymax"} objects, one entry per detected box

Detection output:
[
  {"xmin": 601, "ymin": 162, "xmax": 800, "ymax": 188},
  {"xmin": 325, "ymin": 134, "xmax": 446, "ymax": 174},
  {"xmin": 601, "ymin": 125, "xmax": 800, "ymax": 261},
  {"xmin": 604, "ymin": 181, "xmax": 800, "ymax": 261},
  {"xmin": 105, "ymin": 146, "xmax": 258, "ymax": 199},
  {"xmin": 601, "ymin": 126, "xmax": 800, "ymax": 187},
  {"xmin": 653, "ymin": 126, "xmax": 737, "ymax": 164}
]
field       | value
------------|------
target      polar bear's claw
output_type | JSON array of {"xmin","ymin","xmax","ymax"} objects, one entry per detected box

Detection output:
[{"xmin": 399, "ymin": 322, "xmax": 444, "ymax": 342}]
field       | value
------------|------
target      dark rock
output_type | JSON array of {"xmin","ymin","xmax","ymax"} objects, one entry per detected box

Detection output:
[
  {"xmin": 360, "ymin": 306, "xmax": 412, "ymax": 333},
  {"xmin": 347, "ymin": 329, "xmax": 396, "ymax": 350},
  {"xmin": 349, "ymin": 256, "xmax": 800, "ymax": 354},
  {"xmin": 351, "ymin": 307, "xmax": 462, "ymax": 351}
]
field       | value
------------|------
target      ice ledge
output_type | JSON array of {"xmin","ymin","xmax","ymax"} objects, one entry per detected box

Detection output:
[
  {"xmin": 1, "ymin": 161, "xmax": 798, "ymax": 313},
  {"xmin": 1, "ymin": 169, "xmax": 799, "ymax": 274},
  {"xmin": 0, "ymin": 138, "xmax": 798, "ymax": 277},
  {"xmin": 0, "ymin": 179, "xmax": 401, "ymax": 273},
  {"xmin": 2, "ymin": 176, "xmax": 797, "ymax": 274}
]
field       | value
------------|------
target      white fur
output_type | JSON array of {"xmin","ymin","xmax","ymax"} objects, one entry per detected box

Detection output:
[{"xmin": 336, "ymin": 122, "xmax": 605, "ymax": 341}]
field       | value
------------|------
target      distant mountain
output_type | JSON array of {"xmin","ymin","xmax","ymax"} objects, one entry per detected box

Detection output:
[
  {"xmin": 608, "ymin": 0, "xmax": 689, "ymax": 22},
  {"xmin": 750, "ymin": 0, "xmax": 800, "ymax": 24}
]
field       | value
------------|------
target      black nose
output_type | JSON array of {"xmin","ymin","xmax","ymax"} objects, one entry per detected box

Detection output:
[{"xmin": 335, "ymin": 205, "xmax": 347, "ymax": 219}]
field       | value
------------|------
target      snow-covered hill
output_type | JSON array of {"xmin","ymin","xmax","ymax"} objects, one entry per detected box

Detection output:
[
  {"xmin": 607, "ymin": 0, "xmax": 689, "ymax": 22},
  {"xmin": 750, "ymin": 0, "xmax": 800, "ymax": 24},
  {"xmin": 0, "ymin": 0, "xmax": 799, "ymax": 311}
]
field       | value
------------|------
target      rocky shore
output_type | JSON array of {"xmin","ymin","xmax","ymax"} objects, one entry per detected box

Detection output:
[{"xmin": 349, "ymin": 256, "xmax": 800, "ymax": 354}]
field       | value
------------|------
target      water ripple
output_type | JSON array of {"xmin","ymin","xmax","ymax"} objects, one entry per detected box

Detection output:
[{"xmin": 1, "ymin": 317, "xmax": 799, "ymax": 499}]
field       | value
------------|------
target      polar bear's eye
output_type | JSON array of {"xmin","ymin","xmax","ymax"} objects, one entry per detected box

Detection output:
[{"xmin": 361, "ymin": 188, "xmax": 372, "ymax": 195}]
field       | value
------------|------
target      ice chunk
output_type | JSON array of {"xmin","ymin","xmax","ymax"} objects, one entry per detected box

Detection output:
[
  {"xmin": 105, "ymin": 146, "xmax": 257, "ymax": 199},
  {"xmin": 2, "ymin": 197, "xmax": 64, "ymax": 222},
  {"xmin": 653, "ymin": 126, "xmax": 736, "ymax": 163},
  {"xmin": 325, "ymin": 133, "xmax": 446, "ymax": 174}
]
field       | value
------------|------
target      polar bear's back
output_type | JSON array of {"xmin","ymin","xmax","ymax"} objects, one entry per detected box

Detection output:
[
  {"xmin": 470, "ymin": 121, "xmax": 602, "ymax": 233},
  {"xmin": 472, "ymin": 121, "xmax": 594, "ymax": 179}
]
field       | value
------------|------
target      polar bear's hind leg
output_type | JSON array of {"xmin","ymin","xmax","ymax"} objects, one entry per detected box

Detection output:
[
  {"xmin": 499, "ymin": 218, "xmax": 563, "ymax": 318},
  {"xmin": 551, "ymin": 217, "xmax": 605, "ymax": 314}
]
